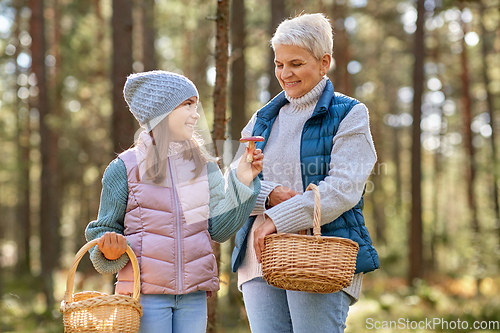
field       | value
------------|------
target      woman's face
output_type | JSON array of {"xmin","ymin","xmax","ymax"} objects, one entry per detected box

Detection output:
[
  {"xmin": 167, "ymin": 96, "xmax": 200, "ymax": 142},
  {"xmin": 274, "ymin": 44, "xmax": 330, "ymax": 98}
]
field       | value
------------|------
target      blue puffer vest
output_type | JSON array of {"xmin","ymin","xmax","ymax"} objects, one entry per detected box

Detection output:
[{"xmin": 231, "ymin": 79, "xmax": 379, "ymax": 275}]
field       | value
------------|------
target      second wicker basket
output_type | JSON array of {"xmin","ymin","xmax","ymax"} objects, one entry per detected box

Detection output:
[{"xmin": 261, "ymin": 183, "xmax": 359, "ymax": 293}]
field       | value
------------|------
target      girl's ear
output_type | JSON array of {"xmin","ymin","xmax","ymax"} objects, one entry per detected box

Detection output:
[{"xmin": 320, "ymin": 53, "xmax": 332, "ymax": 74}]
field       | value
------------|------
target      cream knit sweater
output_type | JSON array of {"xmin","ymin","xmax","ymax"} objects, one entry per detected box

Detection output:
[{"xmin": 236, "ymin": 77, "xmax": 377, "ymax": 303}]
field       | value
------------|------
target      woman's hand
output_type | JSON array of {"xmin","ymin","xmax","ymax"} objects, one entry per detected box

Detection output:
[
  {"xmin": 97, "ymin": 232, "xmax": 127, "ymax": 260},
  {"xmin": 267, "ymin": 186, "xmax": 300, "ymax": 208},
  {"xmin": 236, "ymin": 148, "xmax": 264, "ymax": 187},
  {"xmin": 254, "ymin": 217, "xmax": 277, "ymax": 263}
]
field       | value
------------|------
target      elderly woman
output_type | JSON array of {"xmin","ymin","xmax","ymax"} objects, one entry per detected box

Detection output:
[{"xmin": 231, "ymin": 13, "xmax": 379, "ymax": 333}]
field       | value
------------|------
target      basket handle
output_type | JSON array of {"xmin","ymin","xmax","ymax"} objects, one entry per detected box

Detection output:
[
  {"xmin": 305, "ymin": 183, "xmax": 322, "ymax": 237},
  {"xmin": 63, "ymin": 239, "xmax": 141, "ymax": 303}
]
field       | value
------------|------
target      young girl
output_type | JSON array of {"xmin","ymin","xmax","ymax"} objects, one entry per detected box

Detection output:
[{"xmin": 85, "ymin": 70, "xmax": 263, "ymax": 333}]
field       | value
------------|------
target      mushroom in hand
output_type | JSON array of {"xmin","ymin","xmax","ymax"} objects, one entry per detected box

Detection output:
[{"xmin": 240, "ymin": 136, "xmax": 265, "ymax": 162}]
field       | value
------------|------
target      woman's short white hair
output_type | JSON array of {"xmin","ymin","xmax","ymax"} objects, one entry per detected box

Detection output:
[{"xmin": 271, "ymin": 13, "xmax": 333, "ymax": 60}]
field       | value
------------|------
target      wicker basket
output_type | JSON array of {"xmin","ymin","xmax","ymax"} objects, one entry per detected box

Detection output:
[
  {"xmin": 261, "ymin": 183, "xmax": 359, "ymax": 293},
  {"xmin": 60, "ymin": 239, "xmax": 143, "ymax": 333}
]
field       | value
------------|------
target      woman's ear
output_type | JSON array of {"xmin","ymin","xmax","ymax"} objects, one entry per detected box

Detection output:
[{"xmin": 320, "ymin": 53, "xmax": 332, "ymax": 75}]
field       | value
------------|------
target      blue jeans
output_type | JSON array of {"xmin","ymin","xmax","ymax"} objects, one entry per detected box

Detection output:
[
  {"xmin": 138, "ymin": 291, "xmax": 207, "ymax": 333},
  {"xmin": 242, "ymin": 278, "xmax": 350, "ymax": 333}
]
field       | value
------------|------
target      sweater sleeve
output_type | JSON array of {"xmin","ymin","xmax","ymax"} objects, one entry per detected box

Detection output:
[
  {"xmin": 266, "ymin": 103, "xmax": 377, "ymax": 233},
  {"xmin": 207, "ymin": 162, "xmax": 261, "ymax": 243},
  {"xmin": 85, "ymin": 158, "xmax": 130, "ymax": 275}
]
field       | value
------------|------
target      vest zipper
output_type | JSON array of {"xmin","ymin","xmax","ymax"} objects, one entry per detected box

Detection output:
[{"xmin": 168, "ymin": 158, "xmax": 183, "ymax": 294}]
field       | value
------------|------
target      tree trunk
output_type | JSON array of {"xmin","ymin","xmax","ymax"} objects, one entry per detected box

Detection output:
[
  {"xmin": 459, "ymin": 5, "xmax": 481, "ymax": 290},
  {"xmin": 93, "ymin": 0, "xmax": 106, "ymax": 77},
  {"xmin": 384, "ymin": 55, "xmax": 404, "ymax": 218},
  {"xmin": 228, "ymin": 0, "xmax": 247, "ymax": 313},
  {"xmin": 408, "ymin": 0, "xmax": 425, "ymax": 286},
  {"xmin": 76, "ymin": 181, "xmax": 92, "ymax": 273},
  {"xmin": 430, "ymin": 86, "xmax": 444, "ymax": 273},
  {"xmin": 212, "ymin": 0, "xmax": 230, "ymax": 161},
  {"xmin": 208, "ymin": 1, "xmax": 230, "ymax": 331},
  {"xmin": 369, "ymin": 118, "xmax": 386, "ymax": 245},
  {"xmin": 142, "ymin": 0, "xmax": 156, "ymax": 71},
  {"xmin": 331, "ymin": 1, "xmax": 351, "ymax": 95},
  {"xmin": 429, "ymin": 39, "xmax": 445, "ymax": 273},
  {"xmin": 459, "ymin": 7, "xmax": 479, "ymax": 236},
  {"xmin": 112, "ymin": 0, "xmax": 135, "ymax": 155},
  {"xmin": 30, "ymin": 0, "xmax": 59, "ymax": 311},
  {"xmin": 459, "ymin": 3, "xmax": 484, "ymax": 291},
  {"xmin": 430, "ymin": 135, "xmax": 443, "ymax": 272},
  {"xmin": 16, "ymin": 108, "xmax": 31, "ymax": 273},
  {"xmin": 230, "ymin": 0, "xmax": 247, "ymax": 152},
  {"xmin": 393, "ymin": 126, "xmax": 403, "ymax": 215},
  {"xmin": 479, "ymin": 0, "xmax": 500, "ymax": 245},
  {"xmin": 0, "ymin": 203, "xmax": 3, "ymax": 333},
  {"xmin": 14, "ymin": 0, "xmax": 31, "ymax": 275},
  {"xmin": 268, "ymin": 0, "xmax": 285, "ymax": 99},
  {"xmin": 50, "ymin": 0, "xmax": 63, "ymax": 265},
  {"xmin": 369, "ymin": 31, "xmax": 391, "ymax": 245}
]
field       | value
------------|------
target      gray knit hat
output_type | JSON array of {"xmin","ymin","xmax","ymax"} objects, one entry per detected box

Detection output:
[{"xmin": 123, "ymin": 70, "xmax": 199, "ymax": 132}]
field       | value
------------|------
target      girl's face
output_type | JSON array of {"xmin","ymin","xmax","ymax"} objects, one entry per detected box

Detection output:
[
  {"xmin": 274, "ymin": 44, "xmax": 331, "ymax": 98},
  {"xmin": 167, "ymin": 96, "xmax": 200, "ymax": 142}
]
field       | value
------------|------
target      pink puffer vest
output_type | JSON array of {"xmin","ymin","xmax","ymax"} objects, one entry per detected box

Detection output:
[{"xmin": 115, "ymin": 135, "xmax": 219, "ymax": 295}]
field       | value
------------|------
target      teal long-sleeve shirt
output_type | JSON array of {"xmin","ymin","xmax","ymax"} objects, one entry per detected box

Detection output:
[{"xmin": 85, "ymin": 157, "xmax": 260, "ymax": 275}]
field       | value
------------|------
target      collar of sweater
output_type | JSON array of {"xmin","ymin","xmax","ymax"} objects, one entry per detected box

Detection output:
[{"xmin": 284, "ymin": 76, "xmax": 328, "ymax": 113}]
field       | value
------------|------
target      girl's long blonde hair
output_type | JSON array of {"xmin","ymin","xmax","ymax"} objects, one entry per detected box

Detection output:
[{"xmin": 141, "ymin": 116, "xmax": 216, "ymax": 185}]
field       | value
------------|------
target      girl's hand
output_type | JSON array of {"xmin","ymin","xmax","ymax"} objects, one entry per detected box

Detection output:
[
  {"xmin": 236, "ymin": 148, "xmax": 264, "ymax": 186},
  {"xmin": 254, "ymin": 217, "xmax": 277, "ymax": 263},
  {"xmin": 97, "ymin": 232, "xmax": 127, "ymax": 260}
]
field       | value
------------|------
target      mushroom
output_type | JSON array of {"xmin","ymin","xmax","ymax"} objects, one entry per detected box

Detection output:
[{"xmin": 240, "ymin": 136, "xmax": 265, "ymax": 162}]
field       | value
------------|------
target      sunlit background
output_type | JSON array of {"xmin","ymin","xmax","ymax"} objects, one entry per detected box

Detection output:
[{"xmin": 0, "ymin": 0, "xmax": 499, "ymax": 332}]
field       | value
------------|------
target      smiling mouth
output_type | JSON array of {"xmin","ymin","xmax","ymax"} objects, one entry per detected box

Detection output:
[
  {"xmin": 185, "ymin": 123, "xmax": 195, "ymax": 129},
  {"xmin": 285, "ymin": 81, "xmax": 300, "ymax": 87}
]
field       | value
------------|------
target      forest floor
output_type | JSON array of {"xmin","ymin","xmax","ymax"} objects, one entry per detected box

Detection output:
[
  {"xmin": 1, "ymin": 271, "xmax": 499, "ymax": 332},
  {"xmin": 216, "ymin": 273, "xmax": 500, "ymax": 333}
]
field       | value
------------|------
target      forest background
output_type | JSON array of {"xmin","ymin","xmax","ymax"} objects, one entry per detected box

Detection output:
[{"xmin": 0, "ymin": 0, "xmax": 499, "ymax": 332}]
